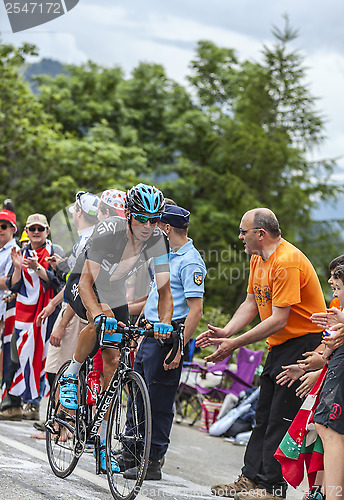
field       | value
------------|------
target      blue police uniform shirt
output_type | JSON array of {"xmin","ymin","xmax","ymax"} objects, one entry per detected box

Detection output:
[{"xmin": 144, "ymin": 238, "xmax": 207, "ymax": 323}]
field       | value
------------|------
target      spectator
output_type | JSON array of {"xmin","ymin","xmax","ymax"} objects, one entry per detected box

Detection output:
[
  {"xmin": 0, "ymin": 210, "xmax": 17, "ymax": 328},
  {"xmin": 43, "ymin": 193, "xmax": 100, "ymax": 390},
  {"xmin": 277, "ymin": 265, "xmax": 344, "ymax": 500},
  {"xmin": 0, "ymin": 210, "xmax": 18, "ymax": 401},
  {"xmin": 197, "ymin": 208, "xmax": 326, "ymax": 500},
  {"xmin": 0, "ymin": 214, "xmax": 64, "ymax": 421},
  {"xmin": 19, "ymin": 230, "xmax": 30, "ymax": 247},
  {"xmin": 98, "ymin": 189, "xmax": 126, "ymax": 219},
  {"xmin": 2, "ymin": 199, "xmax": 15, "ymax": 213}
]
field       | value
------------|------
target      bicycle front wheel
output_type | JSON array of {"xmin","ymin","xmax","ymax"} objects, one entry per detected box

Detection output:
[
  {"xmin": 106, "ymin": 370, "xmax": 152, "ymax": 500},
  {"xmin": 46, "ymin": 361, "xmax": 86, "ymax": 478}
]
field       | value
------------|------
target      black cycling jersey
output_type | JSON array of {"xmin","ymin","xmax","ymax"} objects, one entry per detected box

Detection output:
[{"xmin": 65, "ymin": 216, "xmax": 169, "ymax": 318}]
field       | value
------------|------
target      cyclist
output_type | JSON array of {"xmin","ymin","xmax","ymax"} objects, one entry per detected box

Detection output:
[{"xmin": 63, "ymin": 183, "xmax": 173, "ymax": 472}]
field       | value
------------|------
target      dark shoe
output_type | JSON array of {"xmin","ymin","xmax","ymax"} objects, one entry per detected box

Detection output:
[
  {"xmin": 0, "ymin": 406, "xmax": 23, "ymax": 421},
  {"xmin": 33, "ymin": 420, "xmax": 46, "ymax": 432},
  {"xmin": 117, "ymin": 451, "xmax": 137, "ymax": 472},
  {"xmin": 22, "ymin": 402, "xmax": 40, "ymax": 420},
  {"xmin": 123, "ymin": 458, "xmax": 162, "ymax": 481}
]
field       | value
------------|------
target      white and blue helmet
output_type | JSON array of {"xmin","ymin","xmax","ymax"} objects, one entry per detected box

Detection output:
[{"xmin": 125, "ymin": 183, "xmax": 165, "ymax": 215}]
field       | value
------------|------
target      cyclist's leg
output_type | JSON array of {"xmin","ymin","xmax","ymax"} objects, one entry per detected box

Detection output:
[
  {"xmin": 65, "ymin": 303, "xmax": 110, "ymax": 376},
  {"xmin": 73, "ymin": 320, "xmax": 97, "ymax": 365},
  {"xmin": 60, "ymin": 305, "xmax": 107, "ymax": 409}
]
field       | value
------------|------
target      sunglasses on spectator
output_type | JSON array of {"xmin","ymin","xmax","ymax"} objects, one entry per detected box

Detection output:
[
  {"xmin": 27, "ymin": 226, "xmax": 46, "ymax": 232},
  {"xmin": 131, "ymin": 213, "xmax": 161, "ymax": 224},
  {"xmin": 0, "ymin": 223, "xmax": 11, "ymax": 230},
  {"xmin": 239, "ymin": 227, "xmax": 261, "ymax": 236}
]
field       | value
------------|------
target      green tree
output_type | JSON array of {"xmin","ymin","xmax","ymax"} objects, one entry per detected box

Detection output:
[
  {"xmin": 0, "ymin": 45, "xmax": 147, "ymax": 226},
  {"xmin": 161, "ymin": 19, "xmax": 342, "ymax": 310},
  {"xmin": 0, "ymin": 41, "xmax": 64, "ymax": 224}
]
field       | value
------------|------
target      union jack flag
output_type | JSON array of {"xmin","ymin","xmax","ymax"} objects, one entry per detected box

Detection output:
[
  {"xmin": 1, "ymin": 295, "xmax": 16, "ymax": 401},
  {"xmin": 10, "ymin": 241, "xmax": 54, "ymax": 401}
]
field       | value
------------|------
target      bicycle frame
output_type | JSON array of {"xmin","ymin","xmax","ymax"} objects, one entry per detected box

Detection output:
[
  {"xmin": 46, "ymin": 321, "xmax": 184, "ymax": 500},
  {"xmin": 88, "ymin": 345, "xmax": 131, "ymax": 440}
]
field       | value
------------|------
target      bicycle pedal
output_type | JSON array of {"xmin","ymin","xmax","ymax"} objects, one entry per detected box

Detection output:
[
  {"xmin": 56, "ymin": 409, "xmax": 75, "ymax": 422},
  {"xmin": 45, "ymin": 420, "xmax": 58, "ymax": 434}
]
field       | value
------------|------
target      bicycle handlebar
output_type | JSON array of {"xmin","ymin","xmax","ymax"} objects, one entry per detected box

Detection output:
[{"xmin": 95, "ymin": 320, "xmax": 184, "ymax": 365}]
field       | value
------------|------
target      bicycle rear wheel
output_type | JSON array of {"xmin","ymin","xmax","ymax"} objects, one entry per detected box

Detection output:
[
  {"xmin": 45, "ymin": 361, "xmax": 86, "ymax": 478},
  {"xmin": 106, "ymin": 370, "xmax": 152, "ymax": 500}
]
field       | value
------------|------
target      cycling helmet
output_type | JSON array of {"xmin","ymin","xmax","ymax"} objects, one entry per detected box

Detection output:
[{"xmin": 125, "ymin": 183, "xmax": 165, "ymax": 215}]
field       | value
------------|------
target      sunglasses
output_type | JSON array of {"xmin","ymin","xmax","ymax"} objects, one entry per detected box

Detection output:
[
  {"xmin": 0, "ymin": 223, "xmax": 11, "ymax": 230},
  {"xmin": 131, "ymin": 213, "xmax": 161, "ymax": 224},
  {"xmin": 27, "ymin": 226, "xmax": 46, "ymax": 232},
  {"xmin": 239, "ymin": 227, "xmax": 261, "ymax": 236}
]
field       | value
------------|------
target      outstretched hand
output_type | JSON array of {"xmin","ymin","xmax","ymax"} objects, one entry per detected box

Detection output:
[
  {"xmin": 276, "ymin": 364, "xmax": 304, "ymax": 387},
  {"xmin": 310, "ymin": 308, "xmax": 344, "ymax": 329},
  {"xmin": 295, "ymin": 371, "xmax": 320, "ymax": 398},
  {"xmin": 322, "ymin": 323, "xmax": 344, "ymax": 351},
  {"xmin": 297, "ymin": 351, "xmax": 325, "ymax": 371},
  {"xmin": 46, "ymin": 254, "xmax": 67, "ymax": 271},
  {"xmin": 204, "ymin": 338, "xmax": 236, "ymax": 363},
  {"xmin": 195, "ymin": 324, "xmax": 228, "ymax": 348}
]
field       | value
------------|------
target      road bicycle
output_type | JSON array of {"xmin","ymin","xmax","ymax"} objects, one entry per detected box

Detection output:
[{"xmin": 45, "ymin": 320, "xmax": 184, "ymax": 500}]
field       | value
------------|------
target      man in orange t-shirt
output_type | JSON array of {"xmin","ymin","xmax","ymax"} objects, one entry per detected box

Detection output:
[{"xmin": 197, "ymin": 208, "xmax": 325, "ymax": 500}]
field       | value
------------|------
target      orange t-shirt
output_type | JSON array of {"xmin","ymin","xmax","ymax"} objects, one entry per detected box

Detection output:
[
  {"xmin": 247, "ymin": 239, "xmax": 326, "ymax": 347},
  {"xmin": 329, "ymin": 298, "xmax": 340, "ymax": 309}
]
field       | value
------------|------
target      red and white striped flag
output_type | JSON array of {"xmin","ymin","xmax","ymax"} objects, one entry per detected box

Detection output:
[{"xmin": 10, "ymin": 241, "xmax": 54, "ymax": 401}]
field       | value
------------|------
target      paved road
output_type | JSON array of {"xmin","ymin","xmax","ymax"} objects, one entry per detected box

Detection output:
[{"xmin": 0, "ymin": 404, "xmax": 304, "ymax": 500}]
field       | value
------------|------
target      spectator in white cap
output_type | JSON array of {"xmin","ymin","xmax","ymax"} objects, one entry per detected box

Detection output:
[{"xmin": 35, "ymin": 191, "xmax": 100, "ymax": 436}]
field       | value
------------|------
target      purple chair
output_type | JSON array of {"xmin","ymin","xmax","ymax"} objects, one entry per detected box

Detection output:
[{"xmin": 195, "ymin": 346, "xmax": 263, "ymax": 401}]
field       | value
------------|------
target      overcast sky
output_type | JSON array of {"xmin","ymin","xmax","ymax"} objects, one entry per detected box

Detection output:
[{"xmin": 1, "ymin": 0, "xmax": 344, "ymax": 181}]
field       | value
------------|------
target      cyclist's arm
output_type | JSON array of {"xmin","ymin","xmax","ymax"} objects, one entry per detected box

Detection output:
[
  {"xmin": 155, "ymin": 271, "xmax": 173, "ymax": 324},
  {"xmin": 222, "ymin": 292, "xmax": 259, "ymax": 337},
  {"xmin": 78, "ymin": 259, "xmax": 103, "ymax": 320}
]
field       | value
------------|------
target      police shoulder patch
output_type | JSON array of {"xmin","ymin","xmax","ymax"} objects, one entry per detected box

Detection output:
[{"xmin": 194, "ymin": 272, "xmax": 203, "ymax": 286}]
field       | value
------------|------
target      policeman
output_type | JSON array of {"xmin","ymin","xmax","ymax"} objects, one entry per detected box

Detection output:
[{"xmin": 123, "ymin": 204, "xmax": 207, "ymax": 480}]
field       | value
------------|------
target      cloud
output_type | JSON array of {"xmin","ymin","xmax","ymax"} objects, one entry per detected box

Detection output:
[
  {"xmin": 307, "ymin": 50, "xmax": 344, "ymax": 167},
  {"xmin": 1, "ymin": 0, "xmax": 343, "ymax": 173}
]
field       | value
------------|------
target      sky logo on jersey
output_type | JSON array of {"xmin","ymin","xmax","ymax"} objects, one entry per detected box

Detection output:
[{"xmin": 4, "ymin": 0, "xmax": 79, "ymax": 33}]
